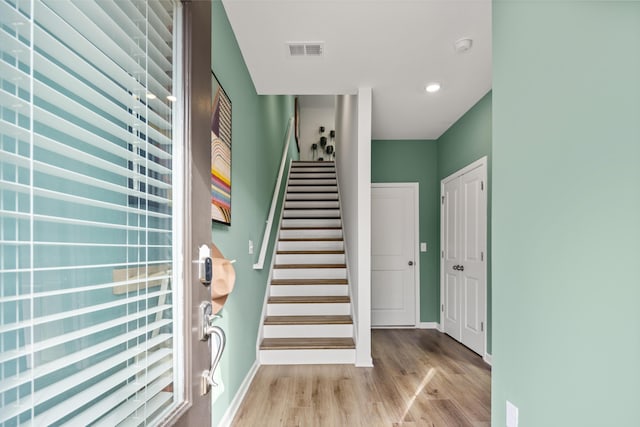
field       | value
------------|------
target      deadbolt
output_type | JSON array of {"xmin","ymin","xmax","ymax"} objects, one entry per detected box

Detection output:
[{"xmin": 408, "ymin": 261, "xmax": 414, "ymax": 266}]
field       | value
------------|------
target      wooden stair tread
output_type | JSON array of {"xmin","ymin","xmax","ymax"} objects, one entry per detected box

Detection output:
[
  {"xmin": 260, "ymin": 337, "xmax": 354, "ymax": 350},
  {"xmin": 286, "ymin": 190, "xmax": 338, "ymax": 193},
  {"xmin": 264, "ymin": 315, "xmax": 352, "ymax": 325},
  {"xmin": 278, "ymin": 238, "xmax": 343, "ymax": 242},
  {"xmin": 268, "ymin": 296, "xmax": 350, "ymax": 304},
  {"xmin": 284, "ymin": 207, "xmax": 339, "ymax": 210},
  {"xmin": 274, "ymin": 263, "xmax": 346, "ymax": 269},
  {"xmin": 271, "ymin": 278, "xmax": 348, "ymax": 285},
  {"xmin": 280, "ymin": 227, "xmax": 342, "ymax": 230},
  {"xmin": 282, "ymin": 217, "xmax": 340, "ymax": 220},
  {"xmin": 276, "ymin": 250, "xmax": 344, "ymax": 254}
]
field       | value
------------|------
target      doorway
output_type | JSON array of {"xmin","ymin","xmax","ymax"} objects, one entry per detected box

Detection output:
[
  {"xmin": 371, "ymin": 183, "xmax": 419, "ymax": 327},
  {"xmin": 440, "ymin": 157, "xmax": 487, "ymax": 356}
]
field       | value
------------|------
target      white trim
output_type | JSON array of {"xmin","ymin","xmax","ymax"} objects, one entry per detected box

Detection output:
[
  {"xmin": 370, "ymin": 182, "xmax": 421, "ymax": 328},
  {"xmin": 417, "ymin": 322, "xmax": 440, "ymax": 329},
  {"xmin": 440, "ymin": 156, "xmax": 488, "ymax": 357},
  {"xmin": 255, "ymin": 159, "xmax": 292, "ymax": 355},
  {"xmin": 441, "ymin": 156, "xmax": 488, "ymax": 184},
  {"xmin": 483, "ymin": 353, "xmax": 492, "ymax": 366},
  {"xmin": 217, "ymin": 361, "xmax": 259, "ymax": 427},
  {"xmin": 355, "ymin": 88, "xmax": 373, "ymax": 368}
]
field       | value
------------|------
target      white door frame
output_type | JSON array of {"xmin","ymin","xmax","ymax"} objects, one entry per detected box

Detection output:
[
  {"xmin": 439, "ymin": 156, "xmax": 488, "ymax": 357},
  {"xmin": 371, "ymin": 182, "xmax": 421, "ymax": 327}
]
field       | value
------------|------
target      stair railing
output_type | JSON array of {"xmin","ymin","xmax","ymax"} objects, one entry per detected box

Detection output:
[{"xmin": 253, "ymin": 117, "xmax": 295, "ymax": 270}]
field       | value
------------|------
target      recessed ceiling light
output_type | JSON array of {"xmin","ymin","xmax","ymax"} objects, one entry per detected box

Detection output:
[
  {"xmin": 425, "ymin": 83, "xmax": 441, "ymax": 93},
  {"xmin": 146, "ymin": 93, "xmax": 157, "ymax": 100},
  {"xmin": 166, "ymin": 95, "xmax": 177, "ymax": 102}
]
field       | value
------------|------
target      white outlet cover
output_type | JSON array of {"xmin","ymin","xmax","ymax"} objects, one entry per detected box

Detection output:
[
  {"xmin": 420, "ymin": 242, "xmax": 427, "ymax": 252},
  {"xmin": 506, "ymin": 400, "xmax": 519, "ymax": 427}
]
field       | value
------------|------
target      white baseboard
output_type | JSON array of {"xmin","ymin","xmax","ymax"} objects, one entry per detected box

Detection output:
[
  {"xmin": 217, "ymin": 361, "xmax": 259, "ymax": 427},
  {"xmin": 483, "ymin": 353, "xmax": 492, "ymax": 366},
  {"xmin": 418, "ymin": 322, "xmax": 440, "ymax": 329}
]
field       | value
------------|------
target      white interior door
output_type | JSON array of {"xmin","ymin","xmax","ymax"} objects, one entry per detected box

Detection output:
[
  {"xmin": 441, "ymin": 159, "xmax": 487, "ymax": 356},
  {"xmin": 371, "ymin": 184, "xmax": 418, "ymax": 326},
  {"xmin": 442, "ymin": 178, "xmax": 461, "ymax": 341}
]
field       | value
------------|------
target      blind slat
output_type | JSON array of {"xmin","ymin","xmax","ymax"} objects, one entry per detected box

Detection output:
[
  {"xmin": 33, "ymin": 350, "xmax": 172, "ymax": 426},
  {"xmin": 63, "ymin": 367, "xmax": 173, "ymax": 427},
  {"xmin": 32, "ymin": 24, "xmax": 172, "ymax": 131},
  {"xmin": 38, "ymin": 0, "xmax": 172, "ymax": 100},
  {"xmin": 0, "ymin": 304, "xmax": 171, "ymax": 365},
  {"xmin": 34, "ymin": 334, "xmax": 173, "ymax": 405},
  {"xmin": 101, "ymin": 389, "xmax": 173, "ymax": 427}
]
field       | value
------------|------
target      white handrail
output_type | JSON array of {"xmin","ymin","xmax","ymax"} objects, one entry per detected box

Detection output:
[{"xmin": 253, "ymin": 117, "xmax": 294, "ymax": 270}]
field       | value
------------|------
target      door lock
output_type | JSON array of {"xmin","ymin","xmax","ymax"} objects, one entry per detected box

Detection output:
[
  {"xmin": 453, "ymin": 264, "xmax": 465, "ymax": 271},
  {"xmin": 408, "ymin": 261, "xmax": 414, "ymax": 266}
]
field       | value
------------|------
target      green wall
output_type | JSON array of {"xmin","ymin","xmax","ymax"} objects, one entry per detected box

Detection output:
[
  {"xmin": 438, "ymin": 91, "xmax": 492, "ymax": 353},
  {"xmin": 492, "ymin": 2, "xmax": 640, "ymax": 426},
  {"xmin": 210, "ymin": 2, "xmax": 295, "ymax": 424},
  {"xmin": 371, "ymin": 140, "xmax": 439, "ymax": 322}
]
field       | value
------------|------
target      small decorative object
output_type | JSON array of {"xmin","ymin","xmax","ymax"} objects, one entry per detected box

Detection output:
[
  {"xmin": 311, "ymin": 143, "xmax": 318, "ymax": 161},
  {"xmin": 325, "ymin": 145, "xmax": 334, "ymax": 155},
  {"xmin": 211, "ymin": 71, "xmax": 232, "ymax": 225},
  {"xmin": 319, "ymin": 126, "xmax": 325, "ymax": 134},
  {"xmin": 320, "ymin": 136, "xmax": 327, "ymax": 147},
  {"xmin": 329, "ymin": 130, "xmax": 335, "ymax": 138}
]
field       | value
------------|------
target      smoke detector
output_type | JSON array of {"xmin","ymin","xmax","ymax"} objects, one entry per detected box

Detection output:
[
  {"xmin": 287, "ymin": 42, "xmax": 324, "ymax": 57},
  {"xmin": 454, "ymin": 38, "xmax": 473, "ymax": 53}
]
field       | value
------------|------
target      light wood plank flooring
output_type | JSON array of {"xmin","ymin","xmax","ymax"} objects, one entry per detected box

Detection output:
[{"xmin": 232, "ymin": 329, "xmax": 491, "ymax": 426}]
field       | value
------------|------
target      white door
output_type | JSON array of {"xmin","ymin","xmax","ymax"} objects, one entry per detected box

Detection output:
[
  {"xmin": 371, "ymin": 184, "xmax": 418, "ymax": 326},
  {"xmin": 441, "ymin": 159, "xmax": 487, "ymax": 356}
]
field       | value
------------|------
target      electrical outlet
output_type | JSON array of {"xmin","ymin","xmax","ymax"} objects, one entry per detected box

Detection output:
[
  {"xmin": 506, "ymin": 401, "xmax": 519, "ymax": 427},
  {"xmin": 248, "ymin": 240, "xmax": 254, "ymax": 255},
  {"xmin": 420, "ymin": 242, "xmax": 427, "ymax": 252}
]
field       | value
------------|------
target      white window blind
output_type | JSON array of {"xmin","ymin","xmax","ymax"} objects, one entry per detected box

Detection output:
[{"xmin": 0, "ymin": 0, "xmax": 182, "ymax": 425}]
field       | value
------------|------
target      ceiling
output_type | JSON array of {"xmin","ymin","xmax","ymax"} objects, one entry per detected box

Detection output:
[{"xmin": 221, "ymin": 0, "xmax": 491, "ymax": 140}]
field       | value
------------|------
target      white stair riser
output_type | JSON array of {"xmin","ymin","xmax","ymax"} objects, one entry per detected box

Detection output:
[
  {"xmin": 275, "ymin": 253, "xmax": 345, "ymax": 265},
  {"xmin": 285, "ymin": 201, "xmax": 339, "ymax": 209},
  {"xmin": 282, "ymin": 219, "xmax": 341, "ymax": 228},
  {"xmin": 277, "ymin": 241, "xmax": 344, "ymax": 251},
  {"xmin": 272, "ymin": 268, "xmax": 347, "ymax": 280},
  {"xmin": 263, "ymin": 324, "xmax": 353, "ymax": 338},
  {"xmin": 279, "ymin": 229, "xmax": 342, "ymax": 239},
  {"xmin": 286, "ymin": 193, "xmax": 339, "ymax": 201},
  {"xmin": 260, "ymin": 349, "xmax": 355, "ymax": 365},
  {"xmin": 289, "ymin": 173, "xmax": 336, "ymax": 179},
  {"xmin": 267, "ymin": 303, "xmax": 351, "ymax": 316},
  {"xmin": 287, "ymin": 186, "xmax": 338, "ymax": 193},
  {"xmin": 270, "ymin": 284, "xmax": 349, "ymax": 297},
  {"xmin": 283, "ymin": 209, "xmax": 340, "ymax": 218},
  {"xmin": 289, "ymin": 179, "xmax": 337, "ymax": 186}
]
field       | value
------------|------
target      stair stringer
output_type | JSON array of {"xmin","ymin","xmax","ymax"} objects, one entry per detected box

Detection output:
[
  {"xmin": 255, "ymin": 158, "xmax": 293, "ymax": 358},
  {"xmin": 333, "ymin": 159, "xmax": 358, "ymax": 346}
]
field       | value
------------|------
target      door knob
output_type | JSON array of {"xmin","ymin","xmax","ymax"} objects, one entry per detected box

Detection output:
[
  {"xmin": 459, "ymin": 265, "xmax": 464, "ymax": 271},
  {"xmin": 408, "ymin": 261, "xmax": 414, "ymax": 266},
  {"xmin": 453, "ymin": 265, "xmax": 458, "ymax": 271}
]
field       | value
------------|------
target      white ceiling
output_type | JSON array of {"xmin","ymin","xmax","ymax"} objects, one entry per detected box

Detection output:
[{"xmin": 221, "ymin": 0, "xmax": 491, "ymax": 140}]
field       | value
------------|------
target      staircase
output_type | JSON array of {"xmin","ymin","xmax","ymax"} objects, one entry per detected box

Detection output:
[{"xmin": 259, "ymin": 161, "xmax": 356, "ymax": 365}]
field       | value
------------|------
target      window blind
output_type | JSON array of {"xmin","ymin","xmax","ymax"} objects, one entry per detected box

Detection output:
[{"xmin": 0, "ymin": 0, "xmax": 182, "ymax": 425}]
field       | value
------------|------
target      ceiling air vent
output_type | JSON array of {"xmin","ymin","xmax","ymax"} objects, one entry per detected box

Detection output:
[{"xmin": 287, "ymin": 42, "xmax": 324, "ymax": 58}]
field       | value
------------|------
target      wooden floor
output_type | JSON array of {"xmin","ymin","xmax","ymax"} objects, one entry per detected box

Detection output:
[{"xmin": 232, "ymin": 329, "xmax": 491, "ymax": 427}]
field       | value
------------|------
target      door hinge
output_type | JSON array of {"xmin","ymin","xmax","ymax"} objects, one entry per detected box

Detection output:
[
  {"xmin": 441, "ymin": 195, "xmax": 444, "ymax": 205},
  {"xmin": 441, "ymin": 304, "xmax": 444, "ymax": 312},
  {"xmin": 481, "ymin": 252, "xmax": 484, "ymax": 261},
  {"xmin": 481, "ymin": 181, "xmax": 484, "ymax": 191},
  {"xmin": 441, "ymin": 250, "xmax": 444, "ymax": 259},
  {"xmin": 481, "ymin": 321, "xmax": 484, "ymax": 332}
]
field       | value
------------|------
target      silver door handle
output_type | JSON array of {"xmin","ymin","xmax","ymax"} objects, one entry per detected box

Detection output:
[{"xmin": 201, "ymin": 325, "xmax": 226, "ymax": 395}]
